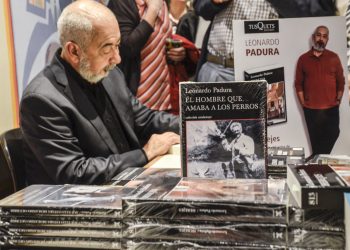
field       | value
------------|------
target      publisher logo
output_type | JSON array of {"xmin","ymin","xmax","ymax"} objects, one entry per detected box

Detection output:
[
  {"xmin": 308, "ymin": 192, "xmax": 318, "ymax": 206},
  {"xmin": 244, "ymin": 20, "xmax": 279, "ymax": 33}
]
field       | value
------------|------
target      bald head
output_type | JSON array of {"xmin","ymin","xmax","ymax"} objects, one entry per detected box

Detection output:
[{"xmin": 57, "ymin": 0, "xmax": 117, "ymax": 51}]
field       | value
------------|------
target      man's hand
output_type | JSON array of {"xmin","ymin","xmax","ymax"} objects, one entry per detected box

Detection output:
[
  {"xmin": 143, "ymin": 0, "xmax": 163, "ymax": 27},
  {"xmin": 167, "ymin": 47, "xmax": 186, "ymax": 63},
  {"xmin": 145, "ymin": 0, "xmax": 163, "ymax": 14},
  {"xmin": 143, "ymin": 132, "xmax": 180, "ymax": 161}
]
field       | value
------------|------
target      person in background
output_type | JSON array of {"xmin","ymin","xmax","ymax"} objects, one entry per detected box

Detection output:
[
  {"xmin": 108, "ymin": 0, "xmax": 186, "ymax": 112},
  {"xmin": 267, "ymin": 0, "xmax": 336, "ymax": 17},
  {"xmin": 194, "ymin": 0, "xmax": 279, "ymax": 82},
  {"xmin": 194, "ymin": 0, "xmax": 337, "ymax": 82},
  {"xmin": 20, "ymin": 0, "xmax": 180, "ymax": 185},
  {"xmin": 166, "ymin": 0, "xmax": 200, "ymax": 114},
  {"xmin": 167, "ymin": 0, "xmax": 190, "ymax": 34},
  {"xmin": 294, "ymin": 25, "xmax": 345, "ymax": 160}
]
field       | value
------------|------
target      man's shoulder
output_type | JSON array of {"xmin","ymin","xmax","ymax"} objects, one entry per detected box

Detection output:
[
  {"xmin": 324, "ymin": 49, "xmax": 340, "ymax": 58},
  {"xmin": 298, "ymin": 50, "xmax": 312, "ymax": 59},
  {"xmin": 22, "ymin": 67, "xmax": 53, "ymax": 96},
  {"xmin": 21, "ymin": 64, "xmax": 65, "ymax": 103}
]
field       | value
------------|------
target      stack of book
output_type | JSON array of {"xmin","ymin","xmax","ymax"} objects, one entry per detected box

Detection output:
[
  {"xmin": 345, "ymin": 193, "xmax": 350, "ymax": 250},
  {"xmin": 267, "ymin": 146, "xmax": 305, "ymax": 179},
  {"xmin": 286, "ymin": 164, "xmax": 350, "ymax": 249},
  {"xmin": 0, "ymin": 220, "xmax": 5, "ymax": 247},
  {"xmin": 122, "ymin": 177, "xmax": 289, "ymax": 248},
  {"xmin": 287, "ymin": 195, "xmax": 345, "ymax": 249},
  {"xmin": 309, "ymin": 154, "xmax": 350, "ymax": 165},
  {"xmin": 0, "ymin": 184, "xmax": 126, "ymax": 249}
]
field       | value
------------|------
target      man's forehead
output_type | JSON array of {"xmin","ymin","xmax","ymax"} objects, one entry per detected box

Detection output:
[{"xmin": 316, "ymin": 28, "xmax": 328, "ymax": 35}]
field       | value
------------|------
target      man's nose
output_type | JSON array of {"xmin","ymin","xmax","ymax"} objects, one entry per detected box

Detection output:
[{"xmin": 110, "ymin": 49, "xmax": 121, "ymax": 65}]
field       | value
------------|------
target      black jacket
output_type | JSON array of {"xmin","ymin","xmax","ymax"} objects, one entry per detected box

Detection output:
[{"xmin": 20, "ymin": 50, "xmax": 179, "ymax": 185}]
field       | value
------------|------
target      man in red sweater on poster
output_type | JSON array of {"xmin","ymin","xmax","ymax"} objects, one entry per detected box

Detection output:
[{"xmin": 295, "ymin": 25, "xmax": 345, "ymax": 160}]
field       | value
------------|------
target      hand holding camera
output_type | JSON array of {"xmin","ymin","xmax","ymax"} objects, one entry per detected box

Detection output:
[{"xmin": 166, "ymin": 38, "xmax": 185, "ymax": 63}]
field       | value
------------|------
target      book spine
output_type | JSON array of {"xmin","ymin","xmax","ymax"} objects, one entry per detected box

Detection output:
[
  {"xmin": 2, "ymin": 217, "xmax": 122, "ymax": 229},
  {"xmin": 124, "ymin": 223, "xmax": 287, "ymax": 245},
  {"xmin": 300, "ymin": 187, "xmax": 345, "ymax": 210},
  {"xmin": 7, "ymin": 227, "xmax": 122, "ymax": 238},
  {"xmin": 0, "ymin": 207, "xmax": 122, "ymax": 218},
  {"xmin": 3, "ymin": 236, "xmax": 121, "ymax": 249},
  {"xmin": 123, "ymin": 200, "xmax": 287, "ymax": 224}
]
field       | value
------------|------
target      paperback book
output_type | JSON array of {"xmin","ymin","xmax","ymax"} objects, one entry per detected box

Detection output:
[
  {"xmin": 123, "ymin": 220, "xmax": 287, "ymax": 246},
  {"xmin": 124, "ymin": 240, "xmax": 277, "ymax": 250},
  {"xmin": 0, "ymin": 215, "xmax": 123, "ymax": 229},
  {"xmin": 2, "ymin": 235, "xmax": 121, "ymax": 249},
  {"xmin": 180, "ymin": 81, "xmax": 267, "ymax": 179},
  {"xmin": 287, "ymin": 164, "xmax": 350, "ymax": 209},
  {"xmin": 0, "ymin": 185, "xmax": 125, "ymax": 218},
  {"xmin": 244, "ymin": 65, "xmax": 286, "ymax": 126},
  {"xmin": 123, "ymin": 178, "xmax": 288, "ymax": 224},
  {"xmin": 5, "ymin": 226, "xmax": 122, "ymax": 238},
  {"xmin": 287, "ymin": 227, "xmax": 345, "ymax": 249},
  {"xmin": 345, "ymin": 193, "xmax": 350, "ymax": 250},
  {"xmin": 107, "ymin": 167, "xmax": 180, "ymax": 186},
  {"xmin": 288, "ymin": 192, "xmax": 344, "ymax": 232},
  {"xmin": 310, "ymin": 154, "xmax": 350, "ymax": 165},
  {"xmin": 107, "ymin": 167, "xmax": 146, "ymax": 186}
]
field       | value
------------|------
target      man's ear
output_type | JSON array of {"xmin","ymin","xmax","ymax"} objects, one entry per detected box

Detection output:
[{"xmin": 65, "ymin": 42, "xmax": 81, "ymax": 64}]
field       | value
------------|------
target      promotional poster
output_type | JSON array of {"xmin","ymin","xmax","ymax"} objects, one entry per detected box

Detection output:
[
  {"xmin": 233, "ymin": 16, "xmax": 349, "ymax": 156},
  {"xmin": 9, "ymin": 0, "xmax": 71, "ymax": 99}
]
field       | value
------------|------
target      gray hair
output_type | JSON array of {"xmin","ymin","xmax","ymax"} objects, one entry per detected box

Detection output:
[
  {"xmin": 57, "ymin": 9, "xmax": 95, "ymax": 51},
  {"xmin": 313, "ymin": 25, "xmax": 329, "ymax": 36}
]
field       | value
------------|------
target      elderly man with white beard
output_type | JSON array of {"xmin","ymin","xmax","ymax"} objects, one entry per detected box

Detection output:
[{"xmin": 19, "ymin": 0, "xmax": 180, "ymax": 185}]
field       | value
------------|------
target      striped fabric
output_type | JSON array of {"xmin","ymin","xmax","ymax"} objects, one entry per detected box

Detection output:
[
  {"xmin": 136, "ymin": 1, "xmax": 172, "ymax": 111},
  {"xmin": 346, "ymin": 1, "xmax": 350, "ymax": 71},
  {"xmin": 207, "ymin": 0, "xmax": 278, "ymax": 59}
]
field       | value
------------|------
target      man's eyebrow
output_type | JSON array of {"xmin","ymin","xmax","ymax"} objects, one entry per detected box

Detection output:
[
  {"xmin": 100, "ymin": 40, "xmax": 120, "ymax": 49},
  {"xmin": 101, "ymin": 42, "xmax": 113, "ymax": 48}
]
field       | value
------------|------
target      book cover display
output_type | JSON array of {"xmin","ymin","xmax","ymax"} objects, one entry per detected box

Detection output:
[
  {"xmin": 244, "ymin": 65, "xmax": 286, "ymax": 125},
  {"xmin": 233, "ymin": 17, "xmax": 349, "ymax": 156},
  {"xmin": 287, "ymin": 164, "xmax": 350, "ymax": 209},
  {"xmin": 180, "ymin": 81, "xmax": 267, "ymax": 179}
]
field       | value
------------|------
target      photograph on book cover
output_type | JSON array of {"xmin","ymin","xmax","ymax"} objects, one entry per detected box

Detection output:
[
  {"xmin": 233, "ymin": 16, "xmax": 349, "ymax": 156},
  {"xmin": 185, "ymin": 119, "xmax": 265, "ymax": 179}
]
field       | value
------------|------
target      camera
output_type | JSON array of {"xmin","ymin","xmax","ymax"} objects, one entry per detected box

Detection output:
[{"xmin": 165, "ymin": 38, "xmax": 183, "ymax": 50}]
